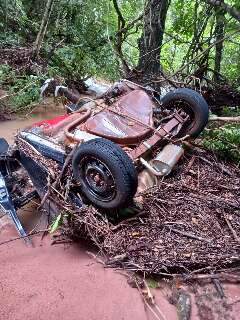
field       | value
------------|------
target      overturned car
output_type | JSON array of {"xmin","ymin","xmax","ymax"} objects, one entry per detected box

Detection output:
[{"xmin": 0, "ymin": 80, "xmax": 209, "ymax": 238}]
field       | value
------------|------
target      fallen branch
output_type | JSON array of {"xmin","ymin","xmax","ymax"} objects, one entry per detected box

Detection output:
[
  {"xmin": 0, "ymin": 229, "xmax": 48, "ymax": 246},
  {"xmin": 153, "ymin": 29, "xmax": 240, "ymax": 84},
  {"xmin": 223, "ymin": 214, "xmax": 240, "ymax": 243},
  {"xmin": 168, "ymin": 227, "xmax": 212, "ymax": 243},
  {"xmin": 209, "ymin": 116, "xmax": 240, "ymax": 122}
]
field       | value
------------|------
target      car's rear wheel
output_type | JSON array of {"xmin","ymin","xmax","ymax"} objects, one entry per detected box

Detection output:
[
  {"xmin": 72, "ymin": 138, "xmax": 138, "ymax": 209},
  {"xmin": 161, "ymin": 88, "xmax": 209, "ymax": 138}
]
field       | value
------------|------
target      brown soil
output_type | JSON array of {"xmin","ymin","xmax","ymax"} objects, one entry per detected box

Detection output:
[
  {"xmin": 0, "ymin": 224, "xmax": 172, "ymax": 320},
  {"xmin": 0, "ymin": 104, "xmax": 159, "ymax": 320}
]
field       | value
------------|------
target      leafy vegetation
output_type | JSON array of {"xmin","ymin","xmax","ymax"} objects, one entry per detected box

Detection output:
[
  {"xmin": 1, "ymin": 0, "xmax": 239, "ymax": 81},
  {"xmin": 203, "ymin": 124, "xmax": 240, "ymax": 162},
  {"xmin": 0, "ymin": 65, "xmax": 42, "ymax": 111}
]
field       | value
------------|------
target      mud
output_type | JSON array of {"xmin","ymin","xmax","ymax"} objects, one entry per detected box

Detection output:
[
  {"xmin": 0, "ymin": 101, "xmax": 65, "ymax": 142},
  {"xmin": 0, "ymin": 226, "xmax": 152, "ymax": 320},
  {"xmin": 0, "ymin": 103, "xmax": 157, "ymax": 320}
]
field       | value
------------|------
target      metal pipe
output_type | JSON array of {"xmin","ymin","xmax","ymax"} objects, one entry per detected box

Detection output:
[
  {"xmin": 64, "ymin": 108, "xmax": 92, "ymax": 142},
  {"xmin": 140, "ymin": 157, "xmax": 164, "ymax": 177}
]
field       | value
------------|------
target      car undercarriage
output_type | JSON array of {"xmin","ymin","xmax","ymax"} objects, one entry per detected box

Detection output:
[{"xmin": 0, "ymin": 79, "xmax": 209, "ymax": 240}]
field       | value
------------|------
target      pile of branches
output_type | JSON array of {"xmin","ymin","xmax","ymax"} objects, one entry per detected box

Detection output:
[
  {"xmin": 63, "ymin": 149, "xmax": 240, "ymax": 276},
  {"xmin": 0, "ymin": 47, "xmax": 45, "ymax": 74},
  {"xmin": 199, "ymin": 84, "xmax": 240, "ymax": 114}
]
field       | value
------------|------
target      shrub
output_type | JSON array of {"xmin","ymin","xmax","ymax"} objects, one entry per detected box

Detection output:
[{"xmin": 203, "ymin": 124, "xmax": 240, "ymax": 163}]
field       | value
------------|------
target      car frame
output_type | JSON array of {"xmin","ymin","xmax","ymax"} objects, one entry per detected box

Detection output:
[{"xmin": 0, "ymin": 79, "xmax": 209, "ymax": 238}]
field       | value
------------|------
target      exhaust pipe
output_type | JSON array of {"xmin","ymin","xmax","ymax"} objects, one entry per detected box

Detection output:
[{"xmin": 140, "ymin": 143, "xmax": 184, "ymax": 177}]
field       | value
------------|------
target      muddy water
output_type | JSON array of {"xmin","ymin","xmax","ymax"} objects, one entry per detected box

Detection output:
[{"xmin": 0, "ymin": 102, "xmax": 65, "ymax": 142}]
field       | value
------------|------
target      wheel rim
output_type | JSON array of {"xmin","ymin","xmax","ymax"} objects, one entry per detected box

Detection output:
[{"xmin": 79, "ymin": 156, "xmax": 116, "ymax": 202}]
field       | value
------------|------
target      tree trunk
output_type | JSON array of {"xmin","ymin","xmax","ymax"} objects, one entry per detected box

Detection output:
[
  {"xmin": 203, "ymin": 0, "xmax": 240, "ymax": 22},
  {"xmin": 137, "ymin": 0, "xmax": 171, "ymax": 76},
  {"xmin": 213, "ymin": 9, "xmax": 225, "ymax": 83},
  {"xmin": 33, "ymin": 0, "xmax": 54, "ymax": 58},
  {"xmin": 112, "ymin": 0, "xmax": 131, "ymax": 76}
]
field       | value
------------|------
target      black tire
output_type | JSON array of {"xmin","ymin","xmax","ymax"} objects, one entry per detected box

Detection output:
[
  {"xmin": 161, "ymin": 88, "xmax": 209, "ymax": 138},
  {"xmin": 72, "ymin": 138, "xmax": 138, "ymax": 209}
]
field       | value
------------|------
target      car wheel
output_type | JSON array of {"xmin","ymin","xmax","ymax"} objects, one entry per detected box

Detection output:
[
  {"xmin": 161, "ymin": 88, "xmax": 209, "ymax": 138},
  {"xmin": 72, "ymin": 138, "xmax": 138, "ymax": 209}
]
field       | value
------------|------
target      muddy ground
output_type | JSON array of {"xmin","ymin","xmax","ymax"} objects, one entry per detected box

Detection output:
[{"xmin": 0, "ymin": 101, "xmax": 240, "ymax": 320}]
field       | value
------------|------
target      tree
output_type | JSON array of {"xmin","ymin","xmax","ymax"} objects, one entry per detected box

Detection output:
[
  {"xmin": 137, "ymin": 0, "xmax": 171, "ymax": 76},
  {"xmin": 33, "ymin": 0, "xmax": 54, "ymax": 58},
  {"xmin": 203, "ymin": 0, "xmax": 240, "ymax": 22},
  {"xmin": 214, "ymin": 8, "xmax": 225, "ymax": 82}
]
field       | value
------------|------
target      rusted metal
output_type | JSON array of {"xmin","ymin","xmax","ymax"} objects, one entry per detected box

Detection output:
[
  {"xmin": 64, "ymin": 109, "xmax": 92, "ymax": 142},
  {"xmin": 129, "ymin": 116, "xmax": 183, "ymax": 159},
  {"xmin": 84, "ymin": 90, "xmax": 154, "ymax": 145}
]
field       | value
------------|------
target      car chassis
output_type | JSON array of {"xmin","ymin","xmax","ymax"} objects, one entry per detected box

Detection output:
[{"xmin": 0, "ymin": 80, "xmax": 209, "ymax": 240}]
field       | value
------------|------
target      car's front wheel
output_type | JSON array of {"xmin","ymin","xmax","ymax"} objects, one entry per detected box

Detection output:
[{"xmin": 72, "ymin": 138, "xmax": 138, "ymax": 209}]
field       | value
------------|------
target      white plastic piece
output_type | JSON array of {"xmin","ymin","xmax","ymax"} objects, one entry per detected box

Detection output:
[
  {"xmin": 84, "ymin": 78, "xmax": 110, "ymax": 96},
  {"xmin": 54, "ymin": 85, "xmax": 67, "ymax": 97},
  {"xmin": 73, "ymin": 130, "xmax": 99, "ymax": 142},
  {"xmin": 40, "ymin": 78, "xmax": 54, "ymax": 97}
]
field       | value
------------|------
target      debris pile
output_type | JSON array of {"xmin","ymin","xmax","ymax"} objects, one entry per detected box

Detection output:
[
  {"xmin": 63, "ymin": 149, "xmax": 240, "ymax": 276},
  {"xmin": 0, "ymin": 47, "xmax": 44, "ymax": 73}
]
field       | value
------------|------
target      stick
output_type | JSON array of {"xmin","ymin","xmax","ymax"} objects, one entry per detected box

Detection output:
[
  {"xmin": 135, "ymin": 280, "xmax": 165, "ymax": 320},
  {"xmin": 38, "ymin": 175, "xmax": 51, "ymax": 210},
  {"xmin": 53, "ymin": 145, "xmax": 77, "ymax": 188},
  {"xmin": 168, "ymin": 227, "xmax": 211, "ymax": 243},
  {"xmin": 209, "ymin": 116, "xmax": 240, "ymax": 122},
  {"xmin": 212, "ymin": 278, "xmax": 225, "ymax": 299},
  {"xmin": 0, "ymin": 229, "xmax": 48, "ymax": 246},
  {"xmin": 223, "ymin": 214, "xmax": 240, "ymax": 243}
]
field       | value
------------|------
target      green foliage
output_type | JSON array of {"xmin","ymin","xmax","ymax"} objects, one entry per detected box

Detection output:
[
  {"xmin": 49, "ymin": 44, "xmax": 119, "ymax": 81},
  {"xmin": 9, "ymin": 75, "xmax": 42, "ymax": 110},
  {"xmin": 1, "ymin": 0, "xmax": 240, "ymax": 109},
  {"xmin": 0, "ymin": 65, "xmax": 42, "ymax": 111},
  {"xmin": 49, "ymin": 213, "xmax": 62, "ymax": 234},
  {"xmin": 0, "ymin": 65, "xmax": 15, "ymax": 84},
  {"xmin": 146, "ymin": 278, "xmax": 159, "ymax": 289},
  {"xmin": 221, "ymin": 106, "xmax": 240, "ymax": 117},
  {"xmin": 203, "ymin": 124, "xmax": 240, "ymax": 163}
]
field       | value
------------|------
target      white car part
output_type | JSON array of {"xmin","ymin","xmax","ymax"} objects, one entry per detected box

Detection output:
[{"xmin": 73, "ymin": 130, "xmax": 99, "ymax": 142}]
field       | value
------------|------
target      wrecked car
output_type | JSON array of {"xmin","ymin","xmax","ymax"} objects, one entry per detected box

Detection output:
[{"xmin": 0, "ymin": 79, "xmax": 209, "ymax": 238}]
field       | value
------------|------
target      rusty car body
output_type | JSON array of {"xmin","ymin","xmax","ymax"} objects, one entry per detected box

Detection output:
[{"xmin": 0, "ymin": 80, "xmax": 209, "ymax": 238}]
